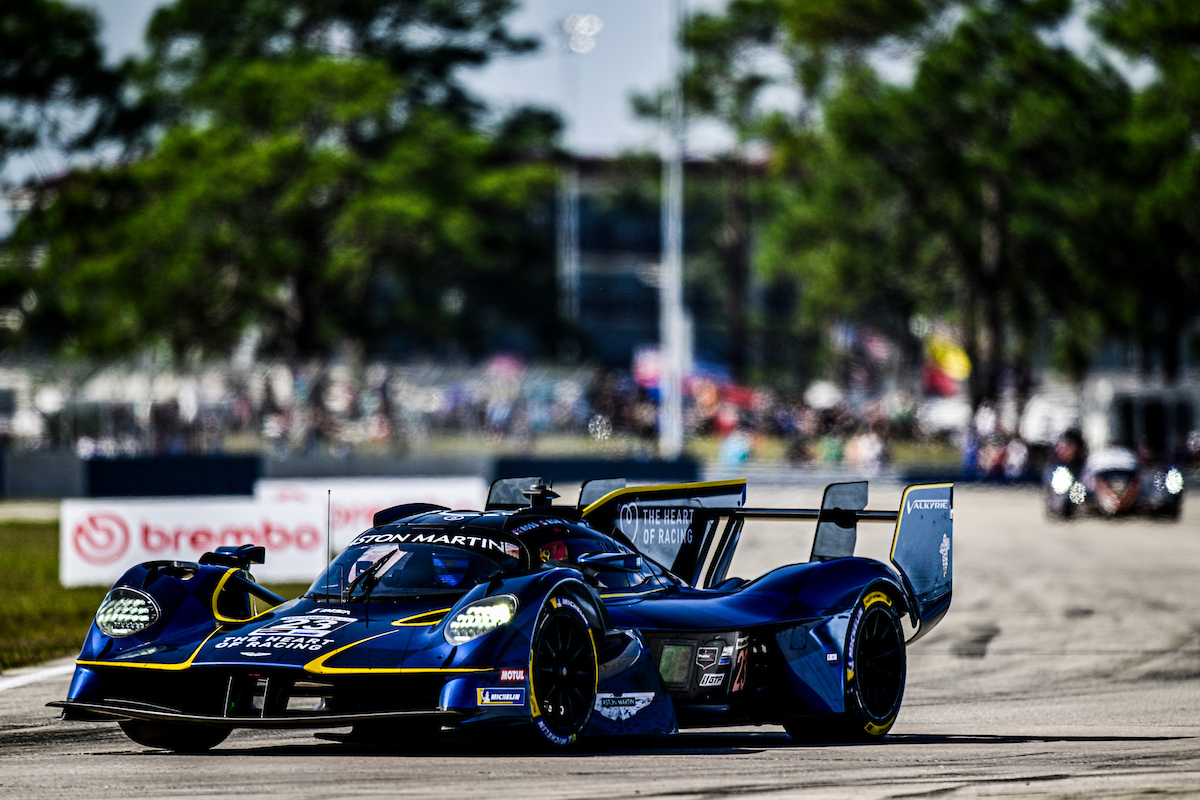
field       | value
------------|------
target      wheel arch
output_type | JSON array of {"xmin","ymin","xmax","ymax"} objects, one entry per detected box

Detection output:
[
  {"xmin": 758, "ymin": 559, "xmax": 910, "ymax": 623},
  {"xmin": 526, "ymin": 571, "xmax": 611, "ymax": 632}
]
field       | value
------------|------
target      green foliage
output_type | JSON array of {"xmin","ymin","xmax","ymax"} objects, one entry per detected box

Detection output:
[
  {"xmin": 779, "ymin": 0, "xmax": 932, "ymax": 50},
  {"xmin": 140, "ymin": 0, "xmax": 535, "ymax": 129},
  {"xmin": 0, "ymin": 0, "xmax": 117, "ymax": 162},
  {"xmin": 7, "ymin": 0, "xmax": 560, "ymax": 361},
  {"xmin": 722, "ymin": 0, "xmax": 1150, "ymax": 401},
  {"xmin": 1094, "ymin": 0, "xmax": 1200, "ymax": 379},
  {"xmin": 633, "ymin": 1, "xmax": 792, "ymax": 380},
  {"xmin": 682, "ymin": 0, "xmax": 784, "ymax": 140},
  {"xmin": 15, "ymin": 55, "xmax": 555, "ymax": 359}
]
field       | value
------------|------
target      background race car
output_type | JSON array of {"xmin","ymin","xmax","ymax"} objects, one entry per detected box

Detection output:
[{"xmin": 1045, "ymin": 446, "xmax": 1184, "ymax": 520}]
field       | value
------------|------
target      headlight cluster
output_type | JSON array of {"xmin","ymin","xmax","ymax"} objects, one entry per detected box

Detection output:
[
  {"xmin": 95, "ymin": 587, "xmax": 160, "ymax": 638},
  {"xmin": 444, "ymin": 595, "xmax": 516, "ymax": 645}
]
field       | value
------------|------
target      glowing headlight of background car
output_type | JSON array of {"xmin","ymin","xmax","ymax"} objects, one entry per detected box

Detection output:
[
  {"xmin": 1165, "ymin": 468, "xmax": 1184, "ymax": 495},
  {"xmin": 1051, "ymin": 466, "xmax": 1074, "ymax": 495},
  {"xmin": 445, "ymin": 595, "xmax": 517, "ymax": 645},
  {"xmin": 95, "ymin": 587, "xmax": 160, "ymax": 637}
]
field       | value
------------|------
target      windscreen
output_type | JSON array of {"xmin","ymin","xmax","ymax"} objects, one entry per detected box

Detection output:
[{"xmin": 306, "ymin": 535, "xmax": 521, "ymax": 600}]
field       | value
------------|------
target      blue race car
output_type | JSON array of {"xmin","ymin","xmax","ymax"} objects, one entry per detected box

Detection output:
[{"xmin": 51, "ymin": 477, "xmax": 954, "ymax": 751}]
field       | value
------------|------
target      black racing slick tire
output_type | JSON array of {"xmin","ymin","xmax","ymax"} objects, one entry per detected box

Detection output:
[
  {"xmin": 529, "ymin": 600, "xmax": 598, "ymax": 748},
  {"xmin": 118, "ymin": 720, "xmax": 231, "ymax": 752},
  {"xmin": 786, "ymin": 589, "xmax": 906, "ymax": 743},
  {"xmin": 841, "ymin": 589, "xmax": 906, "ymax": 739}
]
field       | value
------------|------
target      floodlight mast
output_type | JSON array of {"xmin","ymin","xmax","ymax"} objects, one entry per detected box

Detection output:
[
  {"xmin": 556, "ymin": 15, "xmax": 593, "ymax": 327},
  {"xmin": 659, "ymin": 0, "xmax": 687, "ymax": 460}
]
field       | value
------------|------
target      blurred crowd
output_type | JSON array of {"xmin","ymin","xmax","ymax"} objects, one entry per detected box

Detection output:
[
  {"xmin": 9, "ymin": 358, "xmax": 1198, "ymax": 478},
  {"xmin": 8, "ymin": 358, "xmax": 918, "ymax": 469}
]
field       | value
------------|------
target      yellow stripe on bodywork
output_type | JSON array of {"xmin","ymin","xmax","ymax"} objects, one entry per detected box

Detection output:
[
  {"xmin": 77, "ymin": 628, "xmax": 223, "ymax": 671},
  {"xmin": 303, "ymin": 629, "xmax": 490, "ymax": 675},
  {"xmin": 579, "ymin": 478, "xmax": 747, "ymax": 517},
  {"xmin": 211, "ymin": 568, "xmax": 283, "ymax": 624},
  {"xmin": 391, "ymin": 608, "xmax": 451, "ymax": 627}
]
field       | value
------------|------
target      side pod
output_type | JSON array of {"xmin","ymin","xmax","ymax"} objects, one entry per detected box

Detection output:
[{"xmin": 890, "ymin": 483, "xmax": 953, "ymax": 642}]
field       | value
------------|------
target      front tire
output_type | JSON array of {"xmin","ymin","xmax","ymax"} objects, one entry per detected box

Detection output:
[
  {"xmin": 119, "ymin": 720, "xmax": 230, "ymax": 752},
  {"xmin": 529, "ymin": 603, "xmax": 598, "ymax": 748}
]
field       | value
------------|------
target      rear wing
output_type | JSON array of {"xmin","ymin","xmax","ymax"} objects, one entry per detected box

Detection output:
[{"xmin": 582, "ymin": 479, "xmax": 953, "ymax": 642}]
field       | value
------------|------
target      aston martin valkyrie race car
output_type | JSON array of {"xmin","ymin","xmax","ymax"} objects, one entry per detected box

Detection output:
[{"xmin": 51, "ymin": 477, "xmax": 954, "ymax": 751}]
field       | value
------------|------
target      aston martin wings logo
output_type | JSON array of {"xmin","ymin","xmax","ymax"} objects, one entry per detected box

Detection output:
[{"xmin": 595, "ymin": 692, "xmax": 655, "ymax": 721}]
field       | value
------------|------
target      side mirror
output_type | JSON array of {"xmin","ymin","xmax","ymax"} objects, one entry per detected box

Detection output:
[
  {"xmin": 200, "ymin": 544, "xmax": 267, "ymax": 570},
  {"xmin": 576, "ymin": 552, "xmax": 644, "ymax": 573}
]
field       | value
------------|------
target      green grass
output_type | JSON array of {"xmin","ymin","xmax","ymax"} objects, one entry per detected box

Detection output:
[
  {"xmin": 0, "ymin": 519, "xmax": 306, "ymax": 673},
  {"xmin": 3, "ymin": 520, "xmax": 107, "ymax": 671}
]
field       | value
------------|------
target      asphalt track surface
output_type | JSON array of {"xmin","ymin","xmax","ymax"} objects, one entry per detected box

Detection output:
[{"xmin": 3, "ymin": 485, "xmax": 1200, "ymax": 799}]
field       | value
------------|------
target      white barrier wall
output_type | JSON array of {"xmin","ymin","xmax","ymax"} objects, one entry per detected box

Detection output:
[{"xmin": 61, "ymin": 476, "xmax": 488, "ymax": 587}]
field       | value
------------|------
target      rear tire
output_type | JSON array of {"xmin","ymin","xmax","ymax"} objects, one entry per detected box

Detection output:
[
  {"xmin": 119, "ymin": 720, "xmax": 230, "ymax": 752},
  {"xmin": 529, "ymin": 603, "xmax": 597, "ymax": 748},
  {"xmin": 842, "ymin": 590, "xmax": 906, "ymax": 739},
  {"xmin": 786, "ymin": 589, "xmax": 906, "ymax": 743}
]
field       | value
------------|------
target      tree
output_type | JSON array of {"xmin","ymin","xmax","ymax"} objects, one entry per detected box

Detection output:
[
  {"xmin": 635, "ymin": 0, "xmax": 787, "ymax": 381},
  {"xmin": 1095, "ymin": 0, "xmax": 1200, "ymax": 381},
  {"xmin": 0, "ymin": 0, "xmax": 118, "ymax": 166},
  {"xmin": 819, "ymin": 2, "xmax": 1134, "ymax": 408},
  {"xmin": 8, "ymin": 0, "xmax": 560, "ymax": 360},
  {"xmin": 134, "ymin": 0, "xmax": 536, "ymax": 137},
  {"xmin": 685, "ymin": 0, "xmax": 1134, "ymax": 409},
  {"xmin": 13, "ymin": 57, "xmax": 556, "ymax": 359}
]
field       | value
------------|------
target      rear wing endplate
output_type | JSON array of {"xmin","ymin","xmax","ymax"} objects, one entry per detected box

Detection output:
[
  {"xmin": 889, "ymin": 483, "xmax": 953, "ymax": 641},
  {"xmin": 775, "ymin": 480, "xmax": 953, "ymax": 641}
]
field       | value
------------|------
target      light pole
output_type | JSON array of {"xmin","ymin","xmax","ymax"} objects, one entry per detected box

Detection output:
[
  {"xmin": 556, "ymin": 14, "xmax": 603, "ymax": 328},
  {"xmin": 659, "ymin": 0, "xmax": 688, "ymax": 460}
]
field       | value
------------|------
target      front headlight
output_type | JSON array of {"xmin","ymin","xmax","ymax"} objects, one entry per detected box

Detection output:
[
  {"xmin": 444, "ymin": 595, "xmax": 517, "ymax": 645},
  {"xmin": 95, "ymin": 587, "xmax": 160, "ymax": 638},
  {"xmin": 1165, "ymin": 468, "xmax": 1184, "ymax": 495},
  {"xmin": 1051, "ymin": 466, "xmax": 1074, "ymax": 495}
]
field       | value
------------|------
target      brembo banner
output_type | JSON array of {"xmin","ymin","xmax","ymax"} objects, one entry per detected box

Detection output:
[{"xmin": 61, "ymin": 477, "xmax": 487, "ymax": 587}]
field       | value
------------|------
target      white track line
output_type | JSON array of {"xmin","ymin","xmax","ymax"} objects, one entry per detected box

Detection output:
[{"xmin": 0, "ymin": 663, "xmax": 75, "ymax": 692}]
